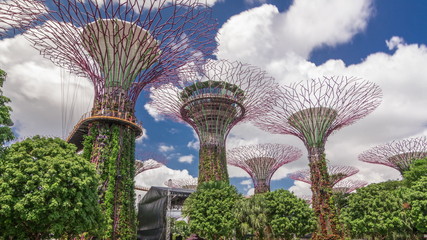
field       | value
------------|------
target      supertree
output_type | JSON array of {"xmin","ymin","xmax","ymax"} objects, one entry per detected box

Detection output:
[
  {"xmin": 135, "ymin": 151, "xmax": 167, "ymax": 176},
  {"xmin": 19, "ymin": 0, "xmax": 217, "ymax": 238},
  {"xmin": 359, "ymin": 136, "xmax": 427, "ymax": 175},
  {"xmin": 150, "ymin": 59, "xmax": 278, "ymax": 183},
  {"xmin": 227, "ymin": 143, "xmax": 302, "ymax": 194},
  {"xmin": 0, "ymin": 0, "xmax": 45, "ymax": 37},
  {"xmin": 255, "ymin": 76, "xmax": 382, "ymax": 239},
  {"xmin": 164, "ymin": 177, "xmax": 198, "ymax": 190},
  {"xmin": 332, "ymin": 179, "xmax": 368, "ymax": 194},
  {"xmin": 288, "ymin": 165, "xmax": 359, "ymax": 187}
]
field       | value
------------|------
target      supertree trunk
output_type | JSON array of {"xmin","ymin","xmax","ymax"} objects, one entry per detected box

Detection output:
[
  {"xmin": 308, "ymin": 147, "xmax": 342, "ymax": 240},
  {"xmin": 254, "ymin": 180, "xmax": 270, "ymax": 194},
  {"xmin": 198, "ymin": 143, "xmax": 228, "ymax": 183},
  {"xmin": 83, "ymin": 122, "xmax": 136, "ymax": 239}
]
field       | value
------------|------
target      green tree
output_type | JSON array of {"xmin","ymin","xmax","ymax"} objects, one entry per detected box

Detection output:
[
  {"xmin": 234, "ymin": 193, "xmax": 270, "ymax": 239},
  {"xmin": 182, "ymin": 181, "xmax": 240, "ymax": 239},
  {"xmin": 0, "ymin": 136, "xmax": 104, "ymax": 239},
  {"xmin": 403, "ymin": 158, "xmax": 427, "ymax": 185},
  {"xmin": 407, "ymin": 176, "xmax": 427, "ymax": 233},
  {"xmin": 341, "ymin": 181, "xmax": 414, "ymax": 239},
  {"xmin": 265, "ymin": 189, "xmax": 316, "ymax": 239},
  {"xmin": 0, "ymin": 69, "xmax": 14, "ymax": 152}
]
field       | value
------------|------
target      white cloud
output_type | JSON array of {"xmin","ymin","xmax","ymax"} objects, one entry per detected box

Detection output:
[
  {"xmin": 246, "ymin": 188, "xmax": 254, "ymax": 196},
  {"xmin": 244, "ymin": 0, "xmax": 267, "ymax": 5},
  {"xmin": 144, "ymin": 103, "xmax": 164, "ymax": 121},
  {"xmin": 217, "ymin": 0, "xmax": 373, "ymax": 67},
  {"xmin": 0, "ymin": 34, "xmax": 93, "ymax": 139},
  {"xmin": 158, "ymin": 144, "xmax": 175, "ymax": 152},
  {"xmin": 240, "ymin": 179, "xmax": 252, "ymax": 185},
  {"xmin": 135, "ymin": 165, "xmax": 195, "ymax": 188},
  {"xmin": 178, "ymin": 154, "xmax": 194, "ymax": 164},
  {"xmin": 386, "ymin": 36, "xmax": 405, "ymax": 50}
]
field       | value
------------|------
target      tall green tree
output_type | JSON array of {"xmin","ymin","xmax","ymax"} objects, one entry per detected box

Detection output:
[
  {"xmin": 407, "ymin": 176, "xmax": 427, "ymax": 233},
  {"xmin": 0, "ymin": 69, "xmax": 14, "ymax": 152},
  {"xmin": 0, "ymin": 136, "xmax": 104, "ymax": 239},
  {"xmin": 235, "ymin": 190, "xmax": 315, "ymax": 240},
  {"xmin": 265, "ymin": 189, "xmax": 316, "ymax": 239},
  {"xmin": 403, "ymin": 157, "xmax": 427, "ymax": 185},
  {"xmin": 341, "ymin": 181, "xmax": 414, "ymax": 239},
  {"xmin": 182, "ymin": 181, "xmax": 241, "ymax": 240}
]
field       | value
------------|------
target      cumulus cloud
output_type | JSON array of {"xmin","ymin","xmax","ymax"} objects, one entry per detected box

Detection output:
[
  {"xmin": 158, "ymin": 144, "xmax": 175, "ymax": 152},
  {"xmin": 217, "ymin": 0, "xmax": 373, "ymax": 67},
  {"xmin": 0, "ymin": 34, "xmax": 93, "ymax": 139},
  {"xmin": 386, "ymin": 36, "xmax": 405, "ymax": 50},
  {"xmin": 178, "ymin": 154, "xmax": 194, "ymax": 164},
  {"xmin": 135, "ymin": 165, "xmax": 195, "ymax": 187}
]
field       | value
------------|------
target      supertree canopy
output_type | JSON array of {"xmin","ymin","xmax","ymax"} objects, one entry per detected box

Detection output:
[
  {"xmin": 332, "ymin": 179, "xmax": 368, "ymax": 194},
  {"xmin": 359, "ymin": 136, "xmax": 427, "ymax": 175},
  {"xmin": 227, "ymin": 143, "xmax": 302, "ymax": 194},
  {"xmin": 0, "ymin": 0, "xmax": 45, "ymax": 37},
  {"xmin": 288, "ymin": 165, "xmax": 359, "ymax": 187},
  {"xmin": 18, "ymin": 0, "xmax": 217, "ymax": 238},
  {"xmin": 135, "ymin": 151, "xmax": 167, "ymax": 176},
  {"xmin": 164, "ymin": 178, "xmax": 198, "ymax": 190},
  {"xmin": 255, "ymin": 76, "xmax": 382, "ymax": 240},
  {"xmin": 150, "ymin": 59, "xmax": 278, "ymax": 183}
]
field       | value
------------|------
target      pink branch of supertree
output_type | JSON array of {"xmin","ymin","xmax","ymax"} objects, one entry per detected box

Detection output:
[
  {"xmin": 149, "ymin": 59, "xmax": 278, "ymax": 145},
  {"xmin": 0, "ymin": 0, "xmax": 46, "ymax": 37},
  {"xmin": 333, "ymin": 179, "xmax": 368, "ymax": 194},
  {"xmin": 288, "ymin": 165, "xmax": 359, "ymax": 187},
  {"xmin": 164, "ymin": 177, "xmax": 198, "ymax": 190},
  {"xmin": 359, "ymin": 136, "xmax": 427, "ymax": 174},
  {"xmin": 135, "ymin": 151, "xmax": 167, "ymax": 176},
  {"xmin": 22, "ymin": 0, "xmax": 218, "ymax": 102},
  {"xmin": 254, "ymin": 76, "xmax": 382, "ymax": 145},
  {"xmin": 227, "ymin": 143, "xmax": 302, "ymax": 188}
]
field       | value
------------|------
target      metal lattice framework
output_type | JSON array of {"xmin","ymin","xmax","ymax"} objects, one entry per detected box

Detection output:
[
  {"xmin": 254, "ymin": 76, "xmax": 382, "ymax": 239},
  {"xmin": 255, "ymin": 76, "xmax": 382, "ymax": 147},
  {"xmin": 332, "ymin": 179, "xmax": 368, "ymax": 194},
  {"xmin": 359, "ymin": 136, "xmax": 427, "ymax": 174},
  {"xmin": 0, "ymin": 0, "xmax": 45, "ymax": 37},
  {"xmin": 135, "ymin": 151, "xmax": 167, "ymax": 176},
  {"xmin": 150, "ymin": 59, "xmax": 278, "ymax": 183},
  {"xmin": 22, "ymin": 0, "xmax": 217, "ymax": 129},
  {"xmin": 164, "ymin": 178, "xmax": 198, "ymax": 190},
  {"xmin": 227, "ymin": 143, "xmax": 302, "ymax": 194},
  {"xmin": 288, "ymin": 165, "xmax": 359, "ymax": 187}
]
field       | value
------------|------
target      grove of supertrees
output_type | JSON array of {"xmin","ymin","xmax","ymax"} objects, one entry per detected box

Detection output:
[
  {"xmin": 150, "ymin": 59, "xmax": 278, "ymax": 184},
  {"xmin": 164, "ymin": 178, "xmax": 198, "ymax": 190},
  {"xmin": 288, "ymin": 165, "xmax": 359, "ymax": 187},
  {"xmin": 18, "ymin": 0, "xmax": 218, "ymax": 238},
  {"xmin": 359, "ymin": 136, "xmax": 427, "ymax": 175},
  {"xmin": 227, "ymin": 143, "xmax": 302, "ymax": 194},
  {"xmin": 255, "ymin": 76, "xmax": 382, "ymax": 240}
]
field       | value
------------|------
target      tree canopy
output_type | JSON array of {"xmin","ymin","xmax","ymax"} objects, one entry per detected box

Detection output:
[
  {"xmin": 0, "ymin": 136, "xmax": 104, "ymax": 239},
  {"xmin": 182, "ymin": 181, "xmax": 240, "ymax": 239},
  {"xmin": 0, "ymin": 69, "xmax": 14, "ymax": 152},
  {"xmin": 403, "ymin": 157, "xmax": 427, "ymax": 185},
  {"xmin": 341, "ymin": 181, "xmax": 414, "ymax": 239}
]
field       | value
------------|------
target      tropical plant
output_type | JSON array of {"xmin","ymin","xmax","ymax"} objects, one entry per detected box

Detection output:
[
  {"xmin": 182, "ymin": 181, "xmax": 241, "ymax": 239},
  {"xmin": 0, "ymin": 136, "xmax": 104, "ymax": 239}
]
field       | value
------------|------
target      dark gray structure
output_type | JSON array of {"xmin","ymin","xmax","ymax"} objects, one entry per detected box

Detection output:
[{"xmin": 137, "ymin": 187, "xmax": 194, "ymax": 240}]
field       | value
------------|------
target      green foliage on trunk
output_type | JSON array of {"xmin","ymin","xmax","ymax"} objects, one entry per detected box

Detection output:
[
  {"xmin": 198, "ymin": 144, "xmax": 229, "ymax": 183},
  {"xmin": 84, "ymin": 123, "xmax": 136, "ymax": 239},
  {"xmin": 0, "ymin": 136, "xmax": 104, "ymax": 239},
  {"xmin": 183, "ymin": 181, "xmax": 240, "ymax": 239}
]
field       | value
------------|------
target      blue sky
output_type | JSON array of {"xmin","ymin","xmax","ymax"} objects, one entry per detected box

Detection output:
[{"xmin": 2, "ymin": 0, "xmax": 427, "ymax": 196}]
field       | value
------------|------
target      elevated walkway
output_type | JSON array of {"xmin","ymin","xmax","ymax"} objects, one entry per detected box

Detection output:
[{"xmin": 67, "ymin": 111, "xmax": 143, "ymax": 151}]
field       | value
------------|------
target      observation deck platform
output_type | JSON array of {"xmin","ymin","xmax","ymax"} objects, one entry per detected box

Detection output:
[{"xmin": 66, "ymin": 111, "xmax": 143, "ymax": 151}]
